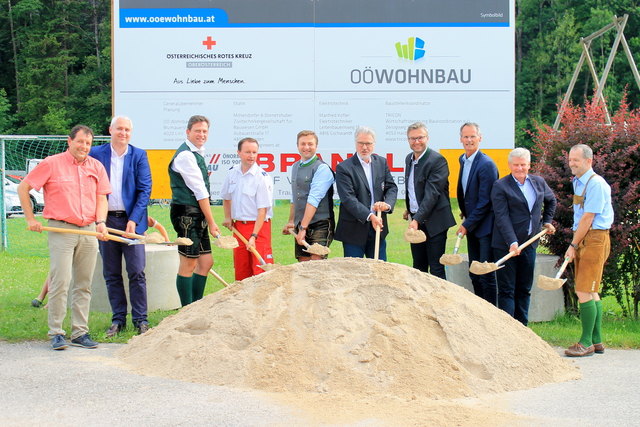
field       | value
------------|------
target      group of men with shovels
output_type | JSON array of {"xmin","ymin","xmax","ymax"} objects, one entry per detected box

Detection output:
[{"xmin": 18, "ymin": 117, "xmax": 612, "ymax": 358}]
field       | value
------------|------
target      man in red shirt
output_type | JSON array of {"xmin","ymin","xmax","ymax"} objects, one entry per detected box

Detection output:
[{"xmin": 19, "ymin": 125, "xmax": 112, "ymax": 351}]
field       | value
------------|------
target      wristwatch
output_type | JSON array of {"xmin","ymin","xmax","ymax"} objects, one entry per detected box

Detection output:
[
  {"xmin": 570, "ymin": 242, "xmax": 578, "ymax": 249},
  {"xmin": 299, "ymin": 225, "xmax": 307, "ymax": 231},
  {"xmin": 250, "ymin": 233, "xmax": 258, "ymax": 238},
  {"xmin": 95, "ymin": 220, "xmax": 106, "ymax": 225}
]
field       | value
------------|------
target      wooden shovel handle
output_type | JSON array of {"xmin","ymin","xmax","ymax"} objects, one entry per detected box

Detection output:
[
  {"xmin": 231, "ymin": 227, "xmax": 267, "ymax": 265},
  {"xmin": 209, "ymin": 268, "xmax": 230, "ymax": 287},
  {"xmin": 496, "ymin": 229, "xmax": 549, "ymax": 266},
  {"xmin": 374, "ymin": 210, "xmax": 382, "ymax": 260},
  {"xmin": 107, "ymin": 227, "xmax": 145, "ymax": 240},
  {"xmin": 39, "ymin": 226, "xmax": 130, "ymax": 244},
  {"xmin": 287, "ymin": 228, "xmax": 310, "ymax": 248}
]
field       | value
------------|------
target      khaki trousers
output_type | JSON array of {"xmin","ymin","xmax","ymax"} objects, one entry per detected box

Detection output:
[{"xmin": 47, "ymin": 220, "xmax": 98, "ymax": 339}]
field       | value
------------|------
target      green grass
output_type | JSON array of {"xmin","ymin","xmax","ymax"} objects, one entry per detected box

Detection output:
[{"xmin": 1, "ymin": 199, "xmax": 638, "ymax": 348}]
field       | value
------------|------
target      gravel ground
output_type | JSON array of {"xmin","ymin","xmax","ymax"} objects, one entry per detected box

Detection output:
[{"xmin": 1, "ymin": 341, "xmax": 639, "ymax": 426}]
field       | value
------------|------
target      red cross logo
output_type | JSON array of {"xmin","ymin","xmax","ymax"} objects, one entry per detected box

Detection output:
[{"xmin": 202, "ymin": 36, "xmax": 217, "ymax": 50}]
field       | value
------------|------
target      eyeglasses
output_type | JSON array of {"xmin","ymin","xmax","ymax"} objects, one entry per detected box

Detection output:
[
  {"xmin": 408, "ymin": 135, "xmax": 427, "ymax": 142},
  {"xmin": 356, "ymin": 141, "xmax": 375, "ymax": 147}
]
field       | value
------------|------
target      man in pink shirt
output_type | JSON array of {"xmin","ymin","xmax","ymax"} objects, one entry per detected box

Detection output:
[{"xmin": 18, "ymin": 125, "xmax": 112, "ymax": 351}]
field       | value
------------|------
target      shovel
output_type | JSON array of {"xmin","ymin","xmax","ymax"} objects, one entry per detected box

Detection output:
[
  {"xmin": 537, "ymin": 257, "xmax": 570, "ymax": 290},
  {"xmin": 469, "ymin": 228, "xmax": 548, "ymax": 275},
  {"xmin": 439, "ymin": 233, "xmax": 464, "ymax": 265},
  {"xmin": 404, "ymin": 214, "xmax": 427, "ymax": 244},
  {"xmin": 35, "ymin": 226, "xmax": 138, "ymax": 245},
  {"xmin": 231, "ymin": 227, "xmax": 278, "ymax": 271},
  {"xmin": 107, "ymin": 227, "xmax": 193, "ymax": 246},
  {"xmin": 213, "ymin": 233, "xmax": 239, "ymax": 249},
  {"xmin": 209, "ymin": 268, "xmax": 231, "ymax": 288},
  {"xmin": 374, "ymin": 210, "xmax": 382, "ymax": 260},
  {"xmin": 286, "ymin": 228, "xmax": 330, "ymax": 256}
]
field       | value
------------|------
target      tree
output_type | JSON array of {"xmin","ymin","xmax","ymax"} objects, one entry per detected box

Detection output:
[
  {"xmin": 515, "ymin": 2, "xmax": 640, "ymax": 148},
  {"xmin": 0, "ymin": 88, "xmax": 13, "ymax": 133},
  {"xmin": 531, "ymin": 96, "xmax": 640, "ymax": 317}
]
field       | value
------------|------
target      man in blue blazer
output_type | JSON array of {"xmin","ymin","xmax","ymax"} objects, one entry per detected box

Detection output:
[
  {"xmin": 90, "ymin": 116, "xmax": 152, "ymax": 336},
  {"xmin": 456, "ymin": 123, "xmax": 499, "ymax": 304},
  {"xmin": 335, "ymin": 126, "xmax": 397, "ymax": 260},
  {"xmin": 491, "ymin": 148, "xmax": 556, "ymax": 325}
]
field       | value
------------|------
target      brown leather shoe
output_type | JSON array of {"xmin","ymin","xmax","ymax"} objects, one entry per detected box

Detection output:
[
  {"xmin": 565, "ymin": 342, "xmax": 595, "ymax": 357},
  {"xmin": 106, "ymin": 323, "xmax": 124, "ymax": 338},
  {"xmin": 136, "ymin": 322, "xmax": 150, "ymax": 335},
  {"xmin": 593, "ymin": 343, "xmax": 605, "ymax": 354}
]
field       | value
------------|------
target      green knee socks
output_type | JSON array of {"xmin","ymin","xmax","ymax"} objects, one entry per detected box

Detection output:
[
  {"xmin": 176, "ymin": 275, "xmax": 193, "ymax": 307},
  {"xmin": 192, "ymin": 273, "xmax": 208, "ymax": 302},
  {"xmin": 592, "ymin": 300, "xmax": 603, "ymax": 345},
  {"xmin": 579, "ymin": 300, "xmax": 597, "ymax": 347}
]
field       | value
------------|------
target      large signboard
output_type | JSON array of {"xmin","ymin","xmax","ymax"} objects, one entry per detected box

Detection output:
[{"xmin": 113, "ymin": 0, "xmax": 515, "ymax": 199}]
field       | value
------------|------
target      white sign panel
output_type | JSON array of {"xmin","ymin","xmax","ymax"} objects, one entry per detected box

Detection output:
[{"xmin": 113, "ymin": 0, "xmax": 515, "ymax": 199}]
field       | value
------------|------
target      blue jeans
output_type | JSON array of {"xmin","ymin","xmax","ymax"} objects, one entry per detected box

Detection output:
[
  {"xmin": 494, "ymin": 245, "xmax": 536, "ymax": 326},
  {"xmin": 99, "ymin": 214, "xmax": 147, "ymax": 326},
  {"xmin": 342, "ymin": 226, "xmax": 387, "ymax": 261},
  {"xmin": 467, "ymin": 233, "xmax": 497, "ymax": 305}
]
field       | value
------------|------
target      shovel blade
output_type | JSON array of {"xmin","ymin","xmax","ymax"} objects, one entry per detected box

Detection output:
[
  {"xmin": 439, "ymin": 254, "xmax": 463, "ymax": 266},
  {"xmin": 469, "ymin": 261, "xmax": 500, "ymax": 275}
]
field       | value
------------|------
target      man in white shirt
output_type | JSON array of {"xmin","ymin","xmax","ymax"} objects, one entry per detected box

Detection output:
[
  {"xmin": 168, "ymin": 115, "xmax": 220, "ymax": 306},
  {"xmin": 221, "ymin": 137, "xmax": 274, "ymax": 280}
]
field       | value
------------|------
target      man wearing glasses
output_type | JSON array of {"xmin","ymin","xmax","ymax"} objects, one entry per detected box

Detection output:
[
  {"xmin": 334, "ymin": 126, "xmax": 397, "ymax": 260},
  {"xmin": 403, "ymin": 122, "xmax": 455, "ymax": 279}
]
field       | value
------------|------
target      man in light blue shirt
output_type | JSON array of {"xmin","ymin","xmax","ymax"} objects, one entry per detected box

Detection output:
[
  {"xmin": 283, "ymin": 130, "xmax": 335, "ymax": 261},
  {"xmin": 564, "ymin": 144, "xmax": 613, "ymax": 358}
]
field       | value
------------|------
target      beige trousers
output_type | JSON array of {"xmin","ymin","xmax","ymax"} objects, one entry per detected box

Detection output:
[{"xmin": 47, "ymin": 220, "xmax": 98, "ymax": 339}]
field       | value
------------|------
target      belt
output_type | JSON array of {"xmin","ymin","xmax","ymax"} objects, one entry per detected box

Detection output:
[
  {"xmin": 233, "ymin": 219, "xmax": 270, "ymax": 224},
  {"xmin": 171, "ymin": 204, "xmax": 203, "ymax": 216},
  {"xmin": 588, "ymin": 228, "xmax": 609, "ymax": 233},
  {"xmin": 108, "ymin": 210, "xmax": 127, "ymax": 217}
]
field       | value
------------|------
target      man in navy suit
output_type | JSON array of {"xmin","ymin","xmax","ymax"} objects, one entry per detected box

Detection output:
[
  {"xmin": 491, "ymin": 148, "xmax": 556, "ymax": 325},
  {"xmin": 456, "ymin": 123, "xmax": 499, "ymax": 304},
  {"xmin": 404, "ymin": 122, "xmax": 455, "ymax": 279},
  {"xmin": 335, "ymin": 126, "xmax": 397, "ymax": 260},
  {"xmin": 90, "ymin": 116, "xmax": 152, "ymax": 336}
]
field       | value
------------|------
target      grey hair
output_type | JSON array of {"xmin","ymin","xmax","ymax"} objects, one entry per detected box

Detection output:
[
  {"xmin": 110, "ymin": 116, "xmax": 133, "ymax": 129},
  {"xmin": 460, "ymin": 122, "xmax": 481, "ymax": 136},
  {"xmin": 508, "ymin": 147, "xmax": 531, "ymax": 163},
  {"xmin": 570, "ymin": 144, "xmax": 593, "ymax": 159},
  {"xmin": 406, "ymin": 122, "xmax": 428, "ymax": 135},
  {"xmin": 354, "ymin": 125, "xmax": 376, "ymax": 142}
]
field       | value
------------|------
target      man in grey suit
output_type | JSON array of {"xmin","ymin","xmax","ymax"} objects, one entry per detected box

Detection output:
[
  {"xmin": 456, "ymin": 122, "xmax": 499, "ymax": 304},
  {"xmin": 335, "ymin": 126, "xmax": 397, "ymax": 260},
  {"xmin": 403, "ymin": 122, "xmax": 456, "ymax": 279}
]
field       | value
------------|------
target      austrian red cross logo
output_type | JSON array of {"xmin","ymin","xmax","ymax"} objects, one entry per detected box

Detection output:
[{"xmin": 202, "ymin": 36, "xmax": 217, "ymax": 50}]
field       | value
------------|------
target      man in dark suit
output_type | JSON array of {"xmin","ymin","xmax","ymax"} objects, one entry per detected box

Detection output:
[
  {"xmin": 456, "ymin": 122, "xmax": 499, "ymax": 304},
  {"xmin": 90, "ymin": 116, "xmax": 152, "ymax": 336},
  {"xmin": 404, "ymin": 122, "xmax": 455, "ymax": 279},
  {"xmin": 491, "ymin": 147, "xmax": 556, "ymax": 325},
  {"xmin": 335, "ymin": 126, "xmax": 397, "ymax": 260}
]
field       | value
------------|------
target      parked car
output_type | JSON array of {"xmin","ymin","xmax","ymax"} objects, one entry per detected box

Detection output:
[
  {"xmin": 4, "ymin": 188, "xmax": 23, "ymax": 218},
  {"xmin": 4, "ymin": 177, "xmax": 43, "ymax": 212}
]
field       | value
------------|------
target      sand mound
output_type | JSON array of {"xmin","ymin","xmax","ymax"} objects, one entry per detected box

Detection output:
[{"xmin": 118, "ymin": 258, "xmax": 578, "ymax": 401}]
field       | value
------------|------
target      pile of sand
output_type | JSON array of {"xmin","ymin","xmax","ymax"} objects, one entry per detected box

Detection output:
[{"xmin": 119, "ymin": 258, "xmax": 578, "ymax": 406}]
